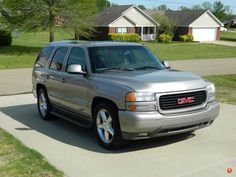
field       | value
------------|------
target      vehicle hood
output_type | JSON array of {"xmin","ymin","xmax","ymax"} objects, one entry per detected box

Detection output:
[{"xmin": 95, "ymin": 70, "xmax": 208, "ymax": 93}]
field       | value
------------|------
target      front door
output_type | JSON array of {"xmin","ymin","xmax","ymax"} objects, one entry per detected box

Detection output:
[{"xmin": 61, "ymin": 47, "xmax": 89, "ymax": 117}]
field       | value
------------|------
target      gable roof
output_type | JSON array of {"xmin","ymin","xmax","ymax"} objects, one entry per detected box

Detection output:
[
  {"xmin": 165, "ymin": 10, "xmax": 206, "ymax": 26},
  {"xmin": 95, "ymin": 5, "xmax": 133, "ymax": 26},
  {"xmin": 164, "ymin": 10, "xmax": 223, "ymax": 27},
  {"xmin": 95, "ymin": 5, "xmax": 159, "ymax": 27}
]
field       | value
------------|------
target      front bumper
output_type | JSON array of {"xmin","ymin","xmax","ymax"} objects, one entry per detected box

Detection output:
[{"xmin": 119, "ymin": 101, "xmax": 220, "ymax": 140}]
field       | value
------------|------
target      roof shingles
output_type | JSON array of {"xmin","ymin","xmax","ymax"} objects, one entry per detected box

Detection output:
[
  {"xmin": 164, "ymin": 10, "xmax": 207, "ymax": 26},
  {"xmin": 95, "ymin": 5, "xmax": 133, "ymax": 26}
]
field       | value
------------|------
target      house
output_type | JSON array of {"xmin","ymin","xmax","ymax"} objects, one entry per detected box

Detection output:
[
  {"xmin": 164, "ymin": 10, "xmax": 223, "ymax": 41},
  {"xmin": 93, "ymin": 5, "xmax": 159, "ymax": 41},
  {"xmin": 223, "ymin": 17, "xmax": 236, "ymax": 28}
]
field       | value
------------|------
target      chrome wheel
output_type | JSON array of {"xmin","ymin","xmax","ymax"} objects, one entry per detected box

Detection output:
[
  {"xmin": 96, "ymin": 109, "xmax": 114, "ymax": 144},
  {"xmin": 38, "ymin": 91, "xmax": 47, "ymax": 117}
]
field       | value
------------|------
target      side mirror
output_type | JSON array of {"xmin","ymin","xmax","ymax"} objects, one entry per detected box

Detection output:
[
  {"xmin": 67, "ymin": 64, "xmax": 86, "ymax": 75},
  {"xmin": 162, "ymin": 60, "xmax": 171, "ymax": 69}
]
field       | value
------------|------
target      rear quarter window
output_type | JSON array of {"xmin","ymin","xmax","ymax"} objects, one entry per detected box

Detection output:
[{"xmin": 35, "ymin": 46, "xmax": 54, "ymax": 68}]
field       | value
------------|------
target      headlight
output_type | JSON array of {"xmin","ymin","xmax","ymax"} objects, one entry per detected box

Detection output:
[
  {"xmin": 126, "ymin": 92, "xmax": 155, "ymax": 102},
  {"xmin": 125, "ymin": 92, "xmax": 157, "ymax": 111},
  {"xmin": 207, "ymin": 83, "xmax": 216, "ymax": 102},
  {"xmin": 207, "ymin": 83, "xmax": 215, "ymax": 93}
]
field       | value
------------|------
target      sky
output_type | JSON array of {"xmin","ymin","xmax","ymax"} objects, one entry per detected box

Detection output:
[{"xmin": 109, "ymin": 0, "xmax": 236, "ymax": 13}]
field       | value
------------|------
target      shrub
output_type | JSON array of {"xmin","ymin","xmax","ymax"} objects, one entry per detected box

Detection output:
[
  {"xmin": 158, "ymin": 33, "xmax": 172, "ymax": 43},
  {"xmin": 179, "ymin": 33, "xmax": 193, "ymax": 42},
  {"xmin": 0, "ymin": 30, "xmax": 12, "ymax": 46},
  {"xmin": 108, "ymin": 33, "xmax": 140, "ymax": 42}
]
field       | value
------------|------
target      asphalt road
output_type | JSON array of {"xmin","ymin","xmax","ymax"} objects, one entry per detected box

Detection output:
[
  {"xmin": 0, "ymin": 94, "xmax": 235, "ymax": 177},
  {"xmin": 0, "ymin": 58, "xmax": 236, "ymax": 96}
]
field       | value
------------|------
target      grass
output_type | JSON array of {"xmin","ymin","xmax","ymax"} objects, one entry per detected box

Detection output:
[
  {"xmin": 204, "ymin": 75, "xmax": 236, "ymax": 105},
  {"xmin": 220, "ymin": 31, "xmax": 236, "ymax": 42},
  {"xmin": 0, "ymin": 31, "xmax": 73, "ymax": 69},
  {"xmin": 144, "ymin": 42, "xmax": 236, "ymax": 60},
  {"xmin": 0, "ymin": 31, "xmax": 236, "ymax": 69},
  {"xmin": 0, "ymin": 128, "xmax": 64, "ymax": 177}
]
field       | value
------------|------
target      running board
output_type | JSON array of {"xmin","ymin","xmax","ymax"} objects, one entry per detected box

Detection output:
[{"xmin": 50, "ymin": 107, "xmax": 92, "ymax": 128}]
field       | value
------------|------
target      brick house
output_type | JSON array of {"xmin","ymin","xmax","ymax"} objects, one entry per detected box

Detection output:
[
  {"xmin": 165, "ymin": 10, "xmax": 223, "ymax": 41},
  {"xmin": 93, "ymin": 5, "xmax": 159, "ymax": 41}
]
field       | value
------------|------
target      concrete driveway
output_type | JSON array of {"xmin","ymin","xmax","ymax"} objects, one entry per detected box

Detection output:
[
  {"xmin": 0, "ymin": 94, "xmax": 235, "ymax": 177},
  {"xmin": 202, "ymin": 41, "xmax": 236, "ymax": 47}
]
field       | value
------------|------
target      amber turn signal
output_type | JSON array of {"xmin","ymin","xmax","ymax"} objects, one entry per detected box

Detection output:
[{"xmin": 126, "ymin": 92, "xmax": 136, "ymax": 102}]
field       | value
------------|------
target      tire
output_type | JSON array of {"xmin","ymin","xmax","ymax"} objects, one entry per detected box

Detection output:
[
  {"xmin": 37, "ymin": 88, "xmax": 52, "ymax": 120},
  {"xmin": 93, "ymin": 102, "xmax": 123, "ymax": 150}
]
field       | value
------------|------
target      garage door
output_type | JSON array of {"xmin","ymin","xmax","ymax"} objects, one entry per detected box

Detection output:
[{"xmin": 192, "ymin": 28, "xmax": 216, "ymax": 41}]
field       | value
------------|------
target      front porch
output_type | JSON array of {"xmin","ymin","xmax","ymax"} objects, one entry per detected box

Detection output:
[{"xmin": 136, "ymin": 27, "xmax": 157, "ymax": 41}]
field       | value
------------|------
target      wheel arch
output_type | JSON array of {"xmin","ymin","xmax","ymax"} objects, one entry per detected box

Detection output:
[
  {"xmin": 36, "ymin": 84, "xmax": 47, "ymax": 96},
  {"xmin": 91, "ymin": 97, "xmax": 119, "ymax": 117}
]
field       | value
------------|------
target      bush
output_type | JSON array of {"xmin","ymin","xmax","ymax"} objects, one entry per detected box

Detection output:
[
  {"xmin": 108, "ymin": 33, "xmax": 140, "ymax": 42},
  {"xmin": 179, "ymin": 33, "xmax": 193, "ymax": 42},
  {"xmin": 0, "ymin": 30, "xmax": 12, "ymax": 46},
  {"xmin": 158, "ymin": 33, "xmax": 172, "ymax": 43}
]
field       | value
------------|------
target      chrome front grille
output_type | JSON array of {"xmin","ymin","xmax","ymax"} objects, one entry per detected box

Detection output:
[{"xmin": 157, "ymin": 90, "xmax": 207, "ymax": 114}]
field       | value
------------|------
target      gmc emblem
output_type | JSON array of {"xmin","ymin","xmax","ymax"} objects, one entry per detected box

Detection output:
[{"xmin": 177, "ymin": 97, "xmax": 195, "ymax": 105}]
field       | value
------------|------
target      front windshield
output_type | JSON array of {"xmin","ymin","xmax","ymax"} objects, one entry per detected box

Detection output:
[{"xmin": 88, "ymin": 46, "xmax": 164, "ymax": 73}]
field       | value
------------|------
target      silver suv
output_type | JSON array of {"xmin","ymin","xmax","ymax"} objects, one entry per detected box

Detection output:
[{"xmin": 32, "ymin": 41, "xmax": 220, "ymax": 149}]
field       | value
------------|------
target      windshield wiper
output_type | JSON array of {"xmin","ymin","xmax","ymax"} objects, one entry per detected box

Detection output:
[
  {"xmin": 96, "ymin": 67, "xmax": 134, "ymax": 72},
  {"xmin": 134, "ymin": 66, "xmax": 162, "ymax": 70}
]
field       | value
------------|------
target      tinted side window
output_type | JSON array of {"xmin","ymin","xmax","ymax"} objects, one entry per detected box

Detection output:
[
  {"xmin": 50, "ymin": 47, "xmax": 68, "ymax": 71},
  {"xmin": 35, "ymin": 46, "xmax": 54, "ymax": 68},
  {"xmin": 66, "ymin": 47, "xmax": 86, "ymax": 71}
]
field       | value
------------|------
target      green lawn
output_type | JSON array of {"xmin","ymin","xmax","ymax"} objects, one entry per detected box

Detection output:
[
  {"xmin": 220, "ymin": 31, "xmax": 236, "ymax": 41},
  {"xmin": 204, "ymin": 75, "xmax": 236, "ymax": 105},
  {"xmin": 144, "ymin": 42, "xmax": 236, "ymax": 60},
  {"xmin": 0, "ymin": 128, "xmax": 64, "ymax": 177},
  {"xmin": 0, "ymin": 31, "xmax": 236, "ymax": 69},
  {"xmin": 0, "ymin": 31, "xmax": 73, "ymax": 69}
]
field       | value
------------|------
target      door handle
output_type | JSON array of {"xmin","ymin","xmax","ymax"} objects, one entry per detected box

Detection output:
[
  {"xmin": 45, "ymin": 74, "xmax": 50, "ymax": 80},
  {"xmin": 46, "ymin": 74, "xmax": 54, "ymax": 79}
]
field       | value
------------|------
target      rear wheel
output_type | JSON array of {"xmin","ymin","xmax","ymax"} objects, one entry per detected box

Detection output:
[
  {"xmin": 37, "ymin": 88, "xmax": 51, "ymax": 120},
  {"xmin": 93, "ymin": 102, "xmax": 123, "ymax": 150}
]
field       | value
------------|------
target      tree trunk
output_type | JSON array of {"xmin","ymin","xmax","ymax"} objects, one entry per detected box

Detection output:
[
  {"xmin": 75, "ymin": 32, "xmax": 79, "ymax": 40},
  {"xmin": 49, "ymin": 0, "xmax": 55, "ymax": 42},
  {"xmin": 50, "ymin": 31, "xmax": 54, "ymax": 42}
]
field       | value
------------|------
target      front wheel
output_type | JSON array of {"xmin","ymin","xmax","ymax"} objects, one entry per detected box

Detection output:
[{"xmin": 93, "ymin": 102, "xmax": 123, "ymax": 150}]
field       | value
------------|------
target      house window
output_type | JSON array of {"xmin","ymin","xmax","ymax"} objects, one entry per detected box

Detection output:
[{"xmin": 116, "ymin": 27, "xmax": 128, "ymax": 34}]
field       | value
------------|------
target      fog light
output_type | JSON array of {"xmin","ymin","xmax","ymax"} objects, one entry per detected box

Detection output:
[
  {"xmin": 138, "ymin": 132, "xmax": 149, "ymax": 137},
  {"xmin": 128, "ymin": 105, "xmax": 137, "ymax": 111}
]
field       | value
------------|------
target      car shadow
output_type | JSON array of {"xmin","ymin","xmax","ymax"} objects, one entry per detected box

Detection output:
[{"xmin": 0, "ymin": 104, "xmax": 195, "ymax": 153}]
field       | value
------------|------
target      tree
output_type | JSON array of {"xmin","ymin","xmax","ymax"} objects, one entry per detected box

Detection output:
[
  {"xmin": 96, "ymin": 0, "xmax": 110, "ymax": 12},
  {"xmin": 63, "ymin": 0, "xmax": 97, "ymax": 40},
  {"xmin": 212, "ymin": 1, "xmax": 231, "ymax": 21},
  {"xmin": 178, "ymin": 6, "xmax": 191, "ymax": 11},
  {"xmin": 201, "ymin": 1, "xmax": 213, "ymax": 11},
  {"xmin": 178, "ymin": 1, "xmax": 232, "ymax": 21},
  {"xmin": 157, "ymin": 4, "xmax": 168, "ymax": 11},
  {"xmin": 151, "ymin": 12, "xmax": 174, "ymax": 35},
  {"xmin": 2, "ymin": 0, "xmax": 97, "ymax": 42},
  {"xmin": 138, "ymin": 5, "xmax": 146, "ymax": 10},
  {"xmin": 192, "ymin": 4, "xmax": 203, "ymax": 10}
]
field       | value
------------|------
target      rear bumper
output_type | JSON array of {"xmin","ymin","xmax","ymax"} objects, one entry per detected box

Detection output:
[{"xmin": 118, "ymin": 101, "xmax": 220, "ymax": 140}]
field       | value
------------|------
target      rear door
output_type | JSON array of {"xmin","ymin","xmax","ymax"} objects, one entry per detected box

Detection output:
[{"xmin": 46, "ymin": 47, "xmax": 69, "ymax": 107}]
